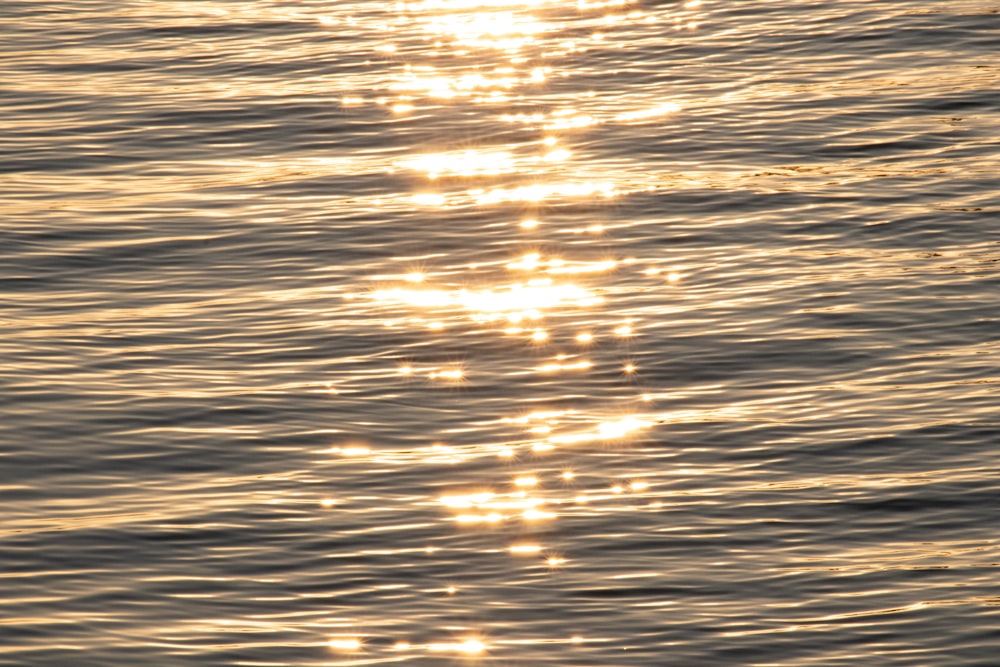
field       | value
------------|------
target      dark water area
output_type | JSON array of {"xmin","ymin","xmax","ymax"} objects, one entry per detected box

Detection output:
[{"xmin": 3, "ymin": 1, "xmax": 1000, "ymax": 665}]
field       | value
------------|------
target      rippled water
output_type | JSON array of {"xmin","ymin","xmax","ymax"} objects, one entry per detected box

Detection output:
[{"xmin": 3, "ymin": 0, "xmax": 1000, "ymax": 664}]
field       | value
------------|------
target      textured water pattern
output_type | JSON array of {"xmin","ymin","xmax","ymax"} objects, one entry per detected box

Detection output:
[{"xmin": 3, "ymin": 0, "xmax": 1000, "ymax": 664}]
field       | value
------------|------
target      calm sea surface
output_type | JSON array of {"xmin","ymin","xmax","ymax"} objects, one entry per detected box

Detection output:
[{"xmin": 3, "ymin": 1, "xmax": 1000, "ymax": 665}]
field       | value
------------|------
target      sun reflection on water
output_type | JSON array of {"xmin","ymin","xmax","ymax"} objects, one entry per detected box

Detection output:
[
  {"xmin": 372, "ymin": 279, "xmax": 603, "ymax": 324},
  {"xmin": 424, "ymin": 12, "xmax": 552, "ymax": 52},
  {"xmin": 328, "ymin": 637, "xmax": 362, "ymax": 651},
  {"xmin": 401, "ymin": 149, "xmax": 518, "ymax": 178},
  {"xmin": 309, "ymin": 0, "xmax": 714, "ymax": 657},
  {"xmin": 391, "ymin": 67, "xmax": 527, "ymax": 99}
]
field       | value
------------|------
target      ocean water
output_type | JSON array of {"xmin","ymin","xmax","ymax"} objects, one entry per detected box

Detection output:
[{"xmin": 3, "ymin": 0, "xmax": 1000, "ymax": 664}]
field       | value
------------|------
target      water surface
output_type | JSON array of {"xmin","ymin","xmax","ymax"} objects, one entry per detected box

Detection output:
[{"xmin": 3, "ymin": 1, "xmax": 1000, "ymax": 665}]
